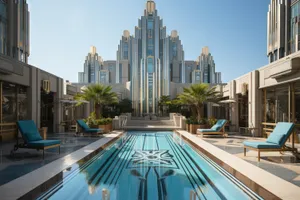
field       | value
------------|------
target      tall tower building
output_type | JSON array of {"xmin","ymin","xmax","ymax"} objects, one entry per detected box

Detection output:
[
  {"xmin": 196, "ymin": 47, "xmax": 221, "ymax": 84},
  {"xmin": 78, "ymin": 46, "xmax": 103, "ymax": 84},
  {"xmin": 0, "ymin": 0, "xmax": 30, "ymax": 63},
  {"xmin": 167, "ymin": 30, "xmax": 185, "ymax": 84},
  {"xmin": 116, "ymin": 30, "xmax": 133, "ymax": 84},
  {"xmin": 267, "ymin": 0, "xmax": 287, "ymax": 63},
  {"xmin": 131, "ymin": 0, "xmax": 165, "ymax": 115}
]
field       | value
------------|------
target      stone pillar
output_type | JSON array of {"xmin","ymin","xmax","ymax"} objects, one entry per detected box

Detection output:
[
  {"xmin": 54, "ymin": 78, "xmax": 64, "ymax": 133},
  {"xmin": 229, "ymin": 80, "xmax": 238, "ymax": 132},
  {"xmin": 248, "ymin": 71, "xmax": 262, "ymax": 136},
  {"xmin": 28, "ymin": 67, "xmax": 41, "ymax": 128}
]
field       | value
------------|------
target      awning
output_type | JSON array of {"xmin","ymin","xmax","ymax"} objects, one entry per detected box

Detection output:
[
  {"xmin": 219, "ymin": 99, "xmax": 236, "ymax": 104},
  {"xmin": 60, "ymin": 100, "xmax": 89, "ymax": 104}
]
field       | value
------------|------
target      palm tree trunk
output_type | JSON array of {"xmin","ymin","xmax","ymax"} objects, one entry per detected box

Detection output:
[
  {"xmin": 95, "ymin": 103, "xmax": 101, "ymax": 119},
  {"xmin": 196, "ymin": 106, "xmax": 202, "ymax": 122},
  {"xmin": 98, "ymin": 104, "xmax": 102, "ymax": 118}
]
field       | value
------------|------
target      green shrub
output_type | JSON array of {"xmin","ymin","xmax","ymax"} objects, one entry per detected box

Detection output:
[
  {"xmin": 208, "ymin": 117, "xmax": 218, "ymax": 127},
  {"xmin": 198, "ymin": 118, "xmax": 207, "ymax": 125},
  {"xmin": 86, "ymin": 112, "xmax": 97, "ymax": 126},
  {"xmin": 95, "ymin": 118, "xmax": 112, "ymax": 125},
  {"xmin": 105, "ymin": 118, "xmax": 112, "ymax": 124},
  {"xmin": 185, "ymin": 118, "xmax": 191, "ymax": 124}
]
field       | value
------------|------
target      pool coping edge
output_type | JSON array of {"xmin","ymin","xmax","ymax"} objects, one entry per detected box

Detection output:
[
  {"xmin": 0, "ymin": 131, "xmax": 124, "ymax": 200},
  {"xmin": 176, "ymin": 130, "xmax": 300, "ymax": 200}
]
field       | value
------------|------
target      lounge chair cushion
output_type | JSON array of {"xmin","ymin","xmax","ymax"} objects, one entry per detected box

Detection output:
[
  {"xmin": 198, "ymin": 129, "xmax": 219, "ymax": 133},
  {"xmin": 17, "ymin": 120, "xmax": 43, "ymax": 142},
  {"xmin": 266, "ymin": 133, "xmax": 285, "ymax": 145},
  {"xmin": 23, "ymin": 131, "xmax": 43, "ymax": 142},
  {"xmin": 271, "ymin": 122, "xmax": 295, "ymax": 146},
  {"xmin": 77, "ymin": 120, "xmax": 90, "ymax": 130},
  {"xmin": 211, "ymin": 119, "xmax": 227, "ymax": 131},
  {"xmin": 27, "ymin": 140, "xmax": 61, "ymax": 148},
  {"xmin": 243, "ymin": 141, "xmax": 281, "ymax": 149},
  {"xmin": 85, "ymin": 128, "xmax": 102, "ymax": 133}
]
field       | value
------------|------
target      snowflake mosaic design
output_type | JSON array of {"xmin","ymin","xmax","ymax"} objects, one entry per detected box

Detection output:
[{"xmin": 127, "ymin": 150, "xmax": 178, "ymax": 168}]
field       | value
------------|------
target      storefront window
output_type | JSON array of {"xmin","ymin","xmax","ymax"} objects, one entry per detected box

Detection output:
[
  {"xmin": 265, "ymin": 86, "xmax": 289, "ymax": 123},
  {"xmin": 18, "ymin": 86, "xmax": 28, "ymax": 120},
  {"xmin": 2, "ymin": 82, "xmax": 17, "ymax": 123}
]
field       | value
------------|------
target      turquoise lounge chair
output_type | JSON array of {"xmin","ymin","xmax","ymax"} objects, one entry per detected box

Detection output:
[
  {"xmin": 197, "ymin": 119, "xmax": 227, "ymax": 137},
  {"xmin": 14, "ymin": 120, "xmax": 60, "ymax": 159},
  {"xmin": 76, "ymin": 119, "xmax": 103, "ymax": 136},
  {"xmin": 243, "ymin": 122, "xmax": 297, "ymax": 161}
]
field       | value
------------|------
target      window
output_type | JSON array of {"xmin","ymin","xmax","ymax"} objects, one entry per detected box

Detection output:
[
  {"xmin": 172, "ymin": 42, "xmax": 177, "ymax": 57},
  {"xmin": 265, "ymin": 86, "xmax": 289, "ymax": 123},
  {"xmin": 123, "ymin": 42, "xmax": 129, "ymax": 60},
  {"xmin": 0, "ymin": 1, "xmax": 7, "ymax": 55},
  {"xmin": 18, "ymin": 86, "xmax": 28, "ymax": 120},
  {"xmin": 2, "ymin": 82, "xmax": 17, "ymax": 123},
  {"xmin": 147, "ymin": 57, "xmax": 154, "ymax": 73},
  {"xmin": 109, "ymin": 65, "xmax": 114, "ymax": 71},
  {"xmin": 147, "ymin": 20, "xmax": 153, "ymax": 29}
]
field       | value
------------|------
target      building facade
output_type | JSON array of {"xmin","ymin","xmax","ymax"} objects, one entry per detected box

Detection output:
[
  {"xmin": 0, "ymin": 0, "xmax": 30, "ymax": 64},
  {"xmin": 0, "ymin": 0, "xmax": 65, "ymax": 141},
  {"xmin": 208, "ymin": 0, "xmax": 300, "ymax": 143},
  {"xmin": 267, "ymin": 0, "xmax": 300, "ymax": 63},
  {"xmin": 76, "ymin": 1, "xmax": 222, "ymax": 116}
]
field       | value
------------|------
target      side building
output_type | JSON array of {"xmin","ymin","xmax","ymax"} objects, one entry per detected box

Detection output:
[
  {"xmin": 0, "ymin": 1, "xmax": 65, "ymax": 141},
  {"xmin": 78, "ymin": 47, "xmax": 117, "ymax": 84}
]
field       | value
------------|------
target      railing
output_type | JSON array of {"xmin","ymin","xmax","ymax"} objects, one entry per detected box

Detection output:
[{"xmin": 120, "ymin": 116, "xmax": 127, "ymax": 129}]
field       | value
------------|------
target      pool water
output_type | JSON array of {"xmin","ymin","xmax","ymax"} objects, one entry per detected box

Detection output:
[{"xmin": 38, "ymin": 132, "xmax": 263, "ymax": 200}]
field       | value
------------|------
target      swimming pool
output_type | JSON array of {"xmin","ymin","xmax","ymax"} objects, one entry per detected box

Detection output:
[{"xmin": 37, "ymin": 132, "xmax": 263, "ymax": 200}]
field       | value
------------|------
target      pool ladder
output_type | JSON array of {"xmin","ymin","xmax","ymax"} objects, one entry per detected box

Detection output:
[
  {"xmin": 190, "ymin": 190, "xmax": 196, "ymax": 200},
  {"xmin": 102, "ymin": 188, "xmax": 110, "ymax": 200}
]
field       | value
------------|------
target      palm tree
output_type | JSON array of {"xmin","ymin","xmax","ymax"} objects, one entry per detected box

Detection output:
[
  {"xmin": 158, "ymin": 95, "xmax": 171, "ymax": 116},
  {"xmin": 178, "ymin": 83, "xmax": 221, "ymax": 121},
  {"xmin": 75, "ymin": 84, "xmax": 118, "ymax": 118}
]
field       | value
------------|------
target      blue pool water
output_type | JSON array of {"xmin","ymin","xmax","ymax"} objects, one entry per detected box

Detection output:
[{"xmin": 38, "ymin": 132, "xmax": 263, "ymax": 200}]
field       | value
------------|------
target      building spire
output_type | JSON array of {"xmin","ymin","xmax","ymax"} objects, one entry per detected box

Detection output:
[{"xmin": 146, "ymin": 0, "xmax": 156, "ymax": 14}]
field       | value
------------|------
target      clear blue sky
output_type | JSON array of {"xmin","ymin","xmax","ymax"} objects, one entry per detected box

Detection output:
[{"xmin": 27, "ymin": 0, "xmax": 270, "ymax": 83}]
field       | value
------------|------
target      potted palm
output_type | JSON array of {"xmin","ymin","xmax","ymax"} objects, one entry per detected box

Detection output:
[
  {"xmin": 75, "ymin": 84, "xmax": 119, "ymax": 119},
  {"xmin": 185, "ymin": 118, "xmax": 191, "ymax": 132},
  {"xmin": 178, "ymin": 83, "xmax": 221, "ymax": 131},
  {"xmin": 96, "ymin": 119, "xmax": 106, "ymax": 133},
  {"xmin": 105, "ymin": 118, "xmax": 112, "ymax": 132},
  {"xmin": 189, "ymin": 117, "xmax": 199, "ymax": 134},
  {"xmin": 198, "ymin": 118, "xmax": 207, "ymax": 129}
]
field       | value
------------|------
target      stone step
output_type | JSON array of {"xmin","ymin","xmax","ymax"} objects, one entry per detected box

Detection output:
[{"xmin": 126, "ymin": 120, "xmax": 175, "ymax": 126}]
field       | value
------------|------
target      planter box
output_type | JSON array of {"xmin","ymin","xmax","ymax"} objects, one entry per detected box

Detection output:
[
  {"xmin": 105, "ymin": 123, "xmax": 112, "ymax": 132},
  {"xmin": 189, "ymin": 124, "xmax": 207, "ymax": 134},
  {"xmin": 190, "ymin": 124, "xmax": 201, "ymax": 134},
  {"xmin": 98, "ymin": 125, "xmax": 106, "ymax": 133},
  {"xmin": 199, "ymin": 125, "xmax": 207, "ymax": 129},
  {"xmin": 186, "ymin": 124, "xmax": 190, "ymax": 132}
]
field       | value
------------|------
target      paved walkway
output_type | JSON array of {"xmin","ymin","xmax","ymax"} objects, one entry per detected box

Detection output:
[
  {"xmin": 0, "ymin": 133, "xmax": 101, "ymax": 186},
  {"xmin": 201, "ymin": 135, "xmax": 300, "ymax": 187}
]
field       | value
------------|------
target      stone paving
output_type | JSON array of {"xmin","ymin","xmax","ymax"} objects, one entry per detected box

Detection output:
[
  {"xmin": 200, "ymin": 135, "xmax": 300, "ymax": 187},
  {"xmin": 0, "ymin": 133, "xmax": 101, "ymax": 186}
]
